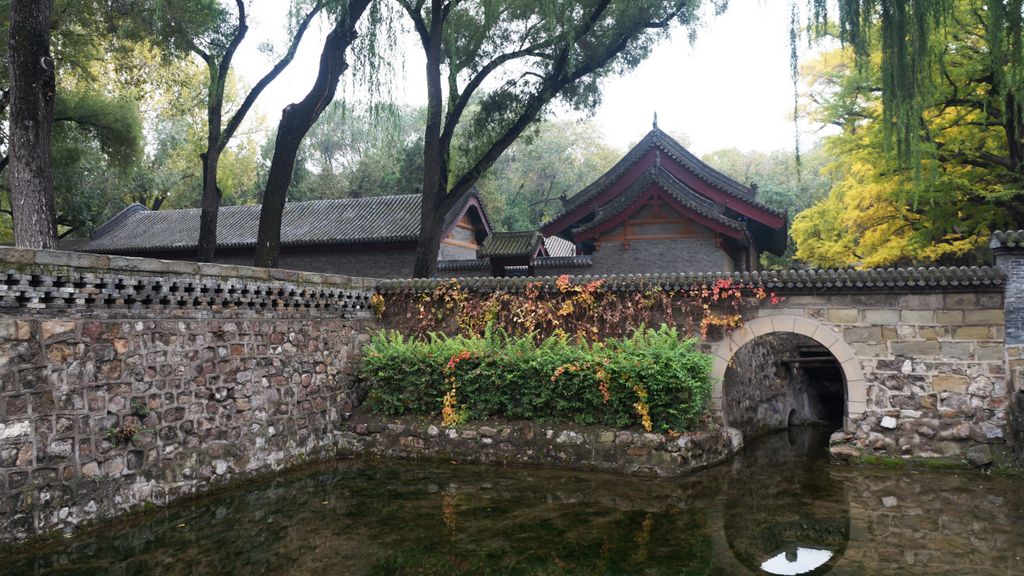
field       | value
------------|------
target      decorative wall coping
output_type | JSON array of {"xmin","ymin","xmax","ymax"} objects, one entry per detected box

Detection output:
[
  {"xmin": 376, "ymin": 266, "xmax": 1007, "ymax": 294},
  {"xmin": 534, "ymin": 255, "xmax": 594, "ymax": 269},
  {"xmin": 437, "ymin": 259, "xmax": 490, "ymax": 271},
  {"xmin": 991, "ymin": 230, "xmax": 1024, "ymax": 250},
  {"xmin": 0, "ymin": 247, "xmax": 374, "ymax": 314}
]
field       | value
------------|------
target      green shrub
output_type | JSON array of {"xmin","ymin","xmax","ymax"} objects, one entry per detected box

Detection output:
[{"xmin": 361, "ymin": 325, "xmax": 712, "ymax": 432}]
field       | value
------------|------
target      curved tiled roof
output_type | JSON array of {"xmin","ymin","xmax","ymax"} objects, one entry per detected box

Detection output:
[
  {"xmin": 533, "ymin": 255, "xmax": 593, "ymax": 269},
  {"xmin": 544, "ymin": 129, "xmax": 785, "ymax": 229},
  {"xmin": 990, "ymin": 230, "xmax": 1024, "ymax": 249},
  {"xmin": 376, "ymin": 266, "xmax": 1006, "ymax": 294},
  {"xmin": 478, "ymin": 231, "xmax": 545, "ymax": 258},
  {"xmin": 80, "ymin": 192, "xmax": 486, "ymax": 254},
  {"xmin": 573, "ymin": 164, "xmax": 746, "ymax": 236},
  {"xmin": 437, "ymin": 259, "xmax": 490, "ymax": 271}
]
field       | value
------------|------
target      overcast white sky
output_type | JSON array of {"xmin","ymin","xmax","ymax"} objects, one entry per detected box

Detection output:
[{"xmin": 235, "ymin": 1, "xmax": 821, "ymax": 156}]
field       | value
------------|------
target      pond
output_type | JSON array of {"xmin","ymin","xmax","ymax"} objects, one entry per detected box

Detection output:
[{"xmin": 2, "ymin": 427, "xmax": 1022, "ymax": 575}]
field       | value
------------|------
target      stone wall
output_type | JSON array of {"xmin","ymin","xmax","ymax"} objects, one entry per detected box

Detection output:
[
  {"xmin": 380, "ymin": 265, "xmax": 1014, "ymax": 460},
  {"xmin": 337, "ymin": 415, "xmax": 742, "ymax": 478},
  {"xmin": 993, "ymin": 233, "xmax": 1024, "ymax": 464},
  {"xmin": 0, "ymin": 247, "xmax": 375, "ymax": 545},
  {"xmin": 742, "ymin": 292, "xmax": 1008, "ymax": 459}
]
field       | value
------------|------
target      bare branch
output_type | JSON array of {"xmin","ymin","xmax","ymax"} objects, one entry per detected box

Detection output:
[{"xmin": 219, "ymin": 1, "xmax": 325, "ymax": 151}]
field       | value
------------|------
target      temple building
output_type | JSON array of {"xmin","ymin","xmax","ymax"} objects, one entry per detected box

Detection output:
[
  {"xmin": 77, "ymin": 123, "xmax": 787, "ymax": 278},
  {"xmin": 535, "ymin": 124, "xmax": 788, "ymax": 275},
  {"xmin": 77, "ymin": 192, "xmax": 491, "ymax": 278}
]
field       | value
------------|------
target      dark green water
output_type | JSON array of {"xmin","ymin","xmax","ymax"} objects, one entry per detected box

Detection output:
[{"xmin": 2, "ymin": 428, "xmax": 1022, "ymax": 575}]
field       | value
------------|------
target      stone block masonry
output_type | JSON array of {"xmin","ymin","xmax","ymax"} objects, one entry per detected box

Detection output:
[
  {"xmin": 0, "ymin": 248, "xmax": 375, "ymax": 545},
  {"xmin": 993, "ymin": 231, "xmax": 1024, "ymax": 464}
]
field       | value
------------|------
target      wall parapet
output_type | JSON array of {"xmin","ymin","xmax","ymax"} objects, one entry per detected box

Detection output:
[
  {"xmin": 377, "ymin": 265, "xmax": 1006, "ymax": 294},
  {"xmin": 0, "ymin": 247, "xmax": 374, "ymax": 316}
]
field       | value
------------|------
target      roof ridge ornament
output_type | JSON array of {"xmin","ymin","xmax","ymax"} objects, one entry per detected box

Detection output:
[{"xmin": 652, "ymin": 111, "xmax": 658, "ymax": 131}]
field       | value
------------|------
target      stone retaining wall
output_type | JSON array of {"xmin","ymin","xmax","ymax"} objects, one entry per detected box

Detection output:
[
  {"xmin": 741, "ymin": 292, "xmax": 1009, "ymax": 459},
  {"xmin": 0, "ymin": 248, "xmax": 375, "ymax": 545},
  {"xmin": 337, "ymin": 416, "xmax": 742, "ymax": 477}
]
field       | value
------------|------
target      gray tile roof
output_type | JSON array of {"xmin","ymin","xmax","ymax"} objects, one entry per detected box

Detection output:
[
  {"xmin": 478, "ymin": 231, "xmax": 545, "ymax": 258},
  {"xmin": 991, "ymin": 230, "xmax": 1024, "ymax": 249},
  {"xmin": 534, "ymin": 255, "xmax": 592, "ymax": 268},
  {"xmin": 80, "ymin": 193, "xmax": 482, "ymax": 254},
  {"xmin": 543, "ymin": 129, "xmax": 785, "ymax": 232}
]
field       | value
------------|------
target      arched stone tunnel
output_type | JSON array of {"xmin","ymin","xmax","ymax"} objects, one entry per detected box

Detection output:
[
  {"xmin": 723, "ymin": 332, "xmax": 845, "ymax": 438},
  {"xmin": 710, "ymin": 316, "xmax": 868, "ymax": 440}
]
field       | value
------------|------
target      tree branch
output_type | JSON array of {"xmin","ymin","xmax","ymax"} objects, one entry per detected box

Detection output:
[
  {"xmin": 439, "ymin": 44, "xmax": 551, "ymax": 153},
  {"xmin": 217, "ymin": 0, "xmax": 248, "ymax": 94},
  {"xmin": 398, "ymin": 0, "xmax": 431, "ymax": 49},
  {"xmin": 219, "ymin": 1, "xmax": 325, "ymax": 151}
]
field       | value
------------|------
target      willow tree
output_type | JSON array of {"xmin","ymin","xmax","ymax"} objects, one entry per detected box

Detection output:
[
  {"xmin": 792, "ymin": 0, "xmax": 1024, "ymax": 268},
  {"xmin": 253, "ymin": 0, "xmax": 376, "ymax": 268},
  {"xmin": 399, "ymin": 0, "xmax": 703, "ymax": 278},
  {"xmin": 157, "ymin": 0, "xmax": 325, "ymax": 263},
  {"xmin": 808, "ymin": 0, "xmax": 1023, "ymax": 171}
]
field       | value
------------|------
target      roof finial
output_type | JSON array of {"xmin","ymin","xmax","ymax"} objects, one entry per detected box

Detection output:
[{"xmin": 652, "ymin": 111, "xmax": 659, "ymax": 131}]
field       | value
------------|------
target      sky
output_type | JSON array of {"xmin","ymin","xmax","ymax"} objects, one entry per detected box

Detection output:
[{"xmin": 235, "ymin": 1, "xmax": 823, "ymax": 156}]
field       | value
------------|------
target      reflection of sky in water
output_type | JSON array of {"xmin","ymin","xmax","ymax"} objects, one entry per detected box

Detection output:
[{"xmin": 760, "ymin": 547, "xmax": 834, "ymax": 575}]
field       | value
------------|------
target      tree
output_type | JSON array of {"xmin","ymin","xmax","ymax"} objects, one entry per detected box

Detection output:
[
  {"xmin": 398, "ymin": 0, "xmax": 703, "ymax": 277},
  {"xmin": 791, "ymin": 2, "xmax": 1024, "ymax": 268},
  {"xmin": 7, "ymin": 0, "xmax": 57, "ymax": 248},
  {"xmin": 474, "ymin": 119, "xmax": 619, "ymax": 231},
  {"xmin": 253, "ymin": 0, "xmax": 375, "ymax": 268},
  {"xmin": 807, "ymin": 0, "xmax": 1023, "ymax": 170},
  {"xmin": 702, "ymin": 144, "xmax": 833, "ymax": 269},
  {"xmin": 165, "ymin": 0, "xmax": 324, "ymax": 262},
  {"xmin": 282, "ymin": 102, "xmax": 425, "ymax": 201}
]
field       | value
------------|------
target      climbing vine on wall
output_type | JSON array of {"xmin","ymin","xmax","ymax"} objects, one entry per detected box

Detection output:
[{"xmin": 375, "ymin": 275, "xmax": 782, "ymax": 342}]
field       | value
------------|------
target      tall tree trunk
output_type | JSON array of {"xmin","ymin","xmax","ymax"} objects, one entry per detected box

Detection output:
[
  {"xmin": 1005, "ymin": 92, "xmax": 1023, "ymax": 174},
  {"xmin": 193, "ymin": 0, "xmax": 324, "ymax": 263},
  {"xmin": 8, "ymin": 0, "xmax": 57, "ymax": 249},
  {"xmin": 412, "ymin": 0, "xmax": 446, "ymax": 278},
  {"xmin": 253, "ymin": 0, "xmax": 372, "ymax": 268},
  {"xmin": 197, "ymin": 150, "xmax": 221, "ymax": 261},
  {"xmin": 413, "ymin": 196, "xmax": 446, "ymax": 278}
]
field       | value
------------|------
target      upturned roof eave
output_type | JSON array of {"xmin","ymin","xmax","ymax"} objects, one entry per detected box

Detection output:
[
  {"xmin": 541, "ymin": 129, "xmax": 785, "ymax": 234},
  {"xmin": 570, "ymin": 166, "xmax": 746, "ymax": 239}
]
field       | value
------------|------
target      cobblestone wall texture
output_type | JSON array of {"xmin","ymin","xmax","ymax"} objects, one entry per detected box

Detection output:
[{"xmin": 0, "ymin": 248, "xmax": 374, "ymax": 545}]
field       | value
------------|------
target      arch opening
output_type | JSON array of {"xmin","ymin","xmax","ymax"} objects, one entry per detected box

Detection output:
[
  {"xmin": 722, "ymin": 332, "xmax": 845, "ymax": 440},
  {"xmin": 711, "ymin": 316, "xmax": 867, "ymax": 437}
]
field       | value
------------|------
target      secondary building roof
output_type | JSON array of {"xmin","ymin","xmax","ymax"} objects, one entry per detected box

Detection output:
[
  {"xmin": 478, "ymin": 231, "xmax": 546, "ymax": 259},
  {"xmin": 80, "ymin": 192, "xmax": 489, "ymax": 254}
]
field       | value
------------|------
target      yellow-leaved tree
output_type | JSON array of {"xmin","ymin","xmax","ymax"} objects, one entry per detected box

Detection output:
[{"xmin": 793, "ymin": 1, "xmax": 1024, "ymax": 268}]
